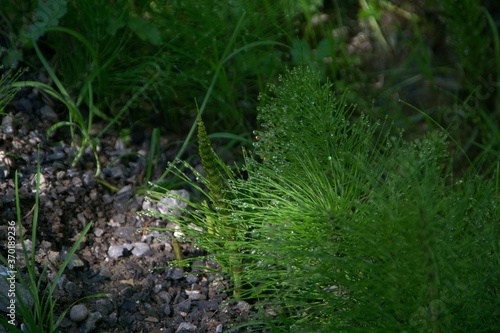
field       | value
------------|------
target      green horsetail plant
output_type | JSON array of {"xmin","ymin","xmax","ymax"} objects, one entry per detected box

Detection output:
[
  {"xmin": 148, "ymin": 67, "xmax": 380, "ymax": 303},
  {"xmin": 149, "ymin": 67, "xmax": 499, "ymax": 331},
  {"xmin": 229, "ymin": 133, "xmax": 499, "ymax": 332},
  {"xmin": 239, "ymin": 69, "xmax": 499, "ymax": 331},
  {"xmin": 196, "ymin": 117, "xmax": 227, "ymax": 207},
  {"xmin": 194, "ymin": 115, "xmax": 245, "ymax": 297},
  {"xmin": 146, "ymin": 114, "xmax": 249, "ymax": 298}
]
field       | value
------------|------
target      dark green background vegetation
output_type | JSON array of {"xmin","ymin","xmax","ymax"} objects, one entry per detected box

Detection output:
[{"xmin": 1, "ymin": 0, "xmax": 499, "ymax": 174}]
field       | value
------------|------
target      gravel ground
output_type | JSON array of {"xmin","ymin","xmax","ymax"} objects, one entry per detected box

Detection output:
[{"xmin": 0, "ymin": 80, "xmax": 255, "ymax": 333}]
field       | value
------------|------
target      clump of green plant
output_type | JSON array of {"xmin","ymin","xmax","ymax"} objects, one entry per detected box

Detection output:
[
  {"xmin": 147, "ymin": 115, "xmax": 248, "ymax": 297},
  {"xmin": 150, "ymin": 67, "xmax": 499, "ymax": 331},
  {"xmin": 0, "ymin": 164, "xmax": 106, "ymax": 333},
  {"xmin": 249, "ymin": 68, "xmax": 498, "ymax": 331}
]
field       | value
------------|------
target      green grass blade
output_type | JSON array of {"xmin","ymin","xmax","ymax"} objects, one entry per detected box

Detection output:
[
  {"xmin": 47, "ymin": 222, "xmax": 93, "ymax": 298},
  {"xmin": 145, "ymin": 128, "xmax": 160, "ymax": 184},
  {"xmin": 32, "ymin": 42, "xmax": 79, "ymax": 118},
  {"xmin": 41, "ymin": 26, "xmax": 99, "ymax": 67},
  {"xmin": 207, "ymin": 132, "xmax": 252, "ymax": 144}
]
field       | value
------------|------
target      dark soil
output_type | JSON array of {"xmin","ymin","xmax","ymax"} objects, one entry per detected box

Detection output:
[{"xmin": 0, "ymin": 81, "xmax": 253, "ymax": 333}]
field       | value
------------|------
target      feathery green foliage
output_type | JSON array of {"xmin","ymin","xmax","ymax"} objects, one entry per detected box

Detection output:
[
  {"xmin": 252, "ymin": 69, "xmax": 499, "ymax": 331},
  {"xmin": 151, "ymin": 67, "xmax": 499, "ymax": 331}
]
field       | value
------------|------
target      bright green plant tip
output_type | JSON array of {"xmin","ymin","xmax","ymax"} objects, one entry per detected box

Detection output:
[{"xmin": 197, "ymin": 117, "xmax": 226, "ymax": 207}]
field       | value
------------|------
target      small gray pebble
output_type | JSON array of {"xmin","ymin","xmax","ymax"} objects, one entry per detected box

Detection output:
[
  {"xmin": 1, "ymin": 190, "xmax": 15, "ymax": 203},
  {"xmin": 80, "ymin": 311, "xmax": 102, "ymax": 333},
  {"xmin": 131, "ymin": 242, "xmax": 150, "ymax": 257},
  {"xmin": 45, "ymin": 151, "xmax": 65, "ymax": 162},
  {"xmin": 99, "ymin": 267, "xmax": 112, "ymax": 279},
  {"xmin": 117, "ymin": 184, "xmax": 132, "ymax": 195},
  {"xmin": 110, "ymin": 214, "xmax": 127, "ymax": 225},
  {"xmin": 69, "ymin": 304, "xmax": 88, "ymax": 323},
  {"xmin": 59, "ymin": 246, "xmax": 85, "ymax": 269},
  {"xmin": 156, "ymin": 291, "xmax": 171, "ymax": 304},
  {"xmin": 65, "ymin": 281, "xmax": 82, "ymax": 298},
  {"xmin": 107, "ymin": 312, "xmax": 118, "ymax": 327},
  {"xmin": 40, "ymin": 105, "xmax": 58, "ymax": 122},
  {"xmin": 121, "ymin": 299, "xmax": 137, "ymax": 313},
  {"xmin": 102, "ymin": 194, "xmax": 113, "ymax": 204},
  {"xmin": 71, "ymin": 177, "xmax": 82, "ymax": 187},
  {"xmin": 186, "ymin": 274, "xmax": 199, "ymax": 284},
  {"xmin": 67, "ymin": 254, "xmax": 84, "ymax": 270},
  {"xmin": 166, "ymin": 268, "xmax": 184, "ymax": 280},
  {"xmin": 94, "ymin": 298, "xmax": 113, "ymax": 316},
  {"xmin": 108, "ymin": 245, "xmax": 125, "ymax": 259},
  {"xmin": 173, "ymin": 299, "xmax": 191, "ymax": 314},
  {"xmin": 196, "ymin": 300, "xmax": 219, "ymax": 311},
  {"xmin": 235, "ymin": 300, "xmax": 250, "ymax": 313},
  {"xmin": 1, "ymin": 115, "xmax": 14, "ymax": 134},
  {"xmin": 77, "ymin": 213, "xmax": 86, "ymax": 225},
  {"xmin": 161, "ymin": 303, "xmax": 171, "ymax": 316},
  {"xmin": 113, "ymin": 226, "xmax": 135, "ymax": 241},
  {"xmin": 157, "ymin": 190, "xmax": 189, "ymax": 215},
  {"xmin": 107, "ymin": 166, "xmax": 124, "ymax": 179},
  {"xmin": 153, "ymin": 284, "xmax": 162, "ymax": 294},
  {"xmin": 144, "ymin": 274, "xmax": 156, "ymax": 288},
  {"xmin": 142, "ymin": 199, "xmax": 154, "ymax": 212},
  {"xmin": 82, "ymin": 170, "xmax": 96, "ymax": 188},
  {"xmin": 93, "ymin": 228, "xmax": 104, "ymax": 237},
  {"xmin": 185, "ymin": 290, "xmax": 206, "ymax": 300},
  {"xmin": 67, "ymin": 168, "xmax": 79, "ymax": 178},
  {"xmin": 55, "ymin": 185, "xmax": 67, "ymax": 194},
  {"xmin": 118, "ymin": 313, "xmax": 134, "ymax": 326},
  {"xmin": 176, "ymin": 322, "xmax": 197, "ymax": 333},
  {"xmin": 190, "ymin": 260, "xmax": 206, "ymax": 273},
  {"xmin": 113, "ymin": 191, "xmax": 133, "ymax": 211}
]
